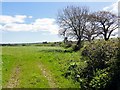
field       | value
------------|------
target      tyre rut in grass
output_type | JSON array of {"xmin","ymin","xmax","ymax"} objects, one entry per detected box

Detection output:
[
  {"xmin": 38, "ymin": 63, "xmax": 57, "ymax": 88},
  {"xmin": 6, "ymin": 65, "xmax": 21, "ymax": 88}
]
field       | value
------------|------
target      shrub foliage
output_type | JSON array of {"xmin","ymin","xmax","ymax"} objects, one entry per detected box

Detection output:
[{"xmin": 64, "ymin": 39, "xmax": 120, "ymax": 90}]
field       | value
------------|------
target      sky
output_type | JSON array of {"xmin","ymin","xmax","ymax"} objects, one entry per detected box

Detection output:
[{"xmin": 0, "ymin": 1, "xmax": 119, "ymax": 43}]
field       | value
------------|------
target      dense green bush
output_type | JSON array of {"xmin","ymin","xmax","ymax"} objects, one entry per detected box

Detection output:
[
  {"xmin": 81, "ymin": 40, "xmax": 119, "ymax": 90},
  {"xmin": 89, "ymin": 68, "xmax": 111, "ymax": 89},
  {"xmin": 64, "ymin": 39, "xmax": 120, "ymax": 90}
]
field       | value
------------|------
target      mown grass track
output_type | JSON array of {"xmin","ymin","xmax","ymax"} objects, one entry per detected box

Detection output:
[{"xmin": 2, "ymin": 46, "xmax": 81, "ymax": 88}]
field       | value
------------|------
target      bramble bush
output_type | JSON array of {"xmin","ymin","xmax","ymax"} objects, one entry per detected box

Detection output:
[
  {"xmin": 81, "ymin": 39, "xmax": 119, "ymax": 90},
  {"xmin": 64, "ymin": 39, "xmax": 120, "ymax": 90}
]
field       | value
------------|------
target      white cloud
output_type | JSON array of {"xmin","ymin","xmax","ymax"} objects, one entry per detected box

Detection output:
[
  {"xmin": 0, "ymin": 15, "xmax": 28, "ymax": 24},
  {"xmin": 28, "ymin": 16, "xmax": 33, "ymax": 18},
  {"xmin": 32, "ymin": 18, "xmax": 58, "ymax": 34},
  {"xmin": 2, "ymin": 23, "xmax": 33, "ymax": 32},
  {"xmin": 0, "ymin": 15, "xmax": 59, "ymax": 34},
  {"xmin": 103, "ymin": 1, "xmax": 118, "ymax": 15}
]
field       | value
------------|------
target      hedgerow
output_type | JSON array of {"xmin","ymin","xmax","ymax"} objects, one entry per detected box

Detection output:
[{"xmin": 64, "ymin": 39, "xmax": 120, "ymax": 90}]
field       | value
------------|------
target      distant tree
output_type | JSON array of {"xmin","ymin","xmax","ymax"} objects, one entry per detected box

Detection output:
[
  {"xmin": 94, "ymin": 11, "xmax": 118, "ymax": 41},
  {"xmin": 42, "ymin": 41, "xmax": 48, "ymax": 44},
  {"xmin": 57, "ymin": 6, "xmax": 89, "ymax": 50}
]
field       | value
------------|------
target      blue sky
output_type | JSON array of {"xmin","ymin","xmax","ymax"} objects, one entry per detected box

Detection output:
[{"xmin": 0, "ymin": 2, "xmax": 118, "ymax": 43}]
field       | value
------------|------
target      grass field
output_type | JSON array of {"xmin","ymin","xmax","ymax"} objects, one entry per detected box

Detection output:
[{"xmin": 2, "ymin": 46, "xmax": 82, "ymax": 88}]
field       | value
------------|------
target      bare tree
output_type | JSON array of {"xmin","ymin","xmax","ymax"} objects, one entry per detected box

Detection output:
[
  {"xmin": 83, "ymin": 14, "xmax": 100, "ymax": 42},
  {"xmin": 94, "ymin": 11, "xmax": 118, "ymax": 41},
  {"xmin": 57, "ymin": 6, "xmax": 89, "ymax": 50}
]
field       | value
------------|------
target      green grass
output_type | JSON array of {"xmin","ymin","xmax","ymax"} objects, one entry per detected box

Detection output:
[{"xmin": 2, "ymin": 46, "xmax": 82, "ymax": 88}]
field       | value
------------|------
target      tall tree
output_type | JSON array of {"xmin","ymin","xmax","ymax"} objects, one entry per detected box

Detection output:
[
  {"xmin": 57, "ymin": 6, "xmax": 89, "ymax": 50},
  {"xmin": 95, "ymin": 11, "xmax": 118, "ymax": 41},
  {"xmin": 83, "ymin": 14, "xmax": 100, "ymax": 42}
]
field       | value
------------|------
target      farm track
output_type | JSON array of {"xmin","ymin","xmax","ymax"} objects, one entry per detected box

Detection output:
[
  {"xmin": 38, "ymin": 63, "xmax": 57, "ymax": 88},
  {"xmin": 6, "ymin": 65, "xmax": 21, "ymax": 88}
]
